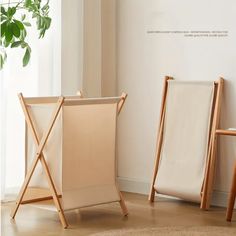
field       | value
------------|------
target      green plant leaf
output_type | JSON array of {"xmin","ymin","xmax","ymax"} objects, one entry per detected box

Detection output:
[
  {"xmin": 1, "ymin": 15, "xmax": 7, "ymax": 22},
  {"xmin": 39, "ymin": 28, "xmax": 46, "ymax": 38},
  {"xmin": 11, "ymin": 41, "xmax": 22, "ymax": 48},
  {"xmin": 7, "ymin": 7, "xmax": 11, "ymax": 17},
  {"xmin": 7, "ymin": 7, "xmax": 16, "ymax": 18},
  {"xmin": 3, "ymin": 40, "xmax": 10, "ymax": 47},
  {"xmin": 0, "ymin": 55, "xmax": 3, "ymax": 70},
  {"xmin": 23, "ymin": 47, "xmax": 31, "ymax": 67},
  {"xmin": 20, "ymin": 28, "xmax": 27, "ymax": 40},
  {"xmin": 4, "ymin": 52, "xmax": 7, "ymax": 60},
  {"xmin": 44, "ymin": 17, "xmax": 51, "ymax": 29},
  {"xmin": 42, "ymin": 2, "xmax": 49, "ymax": 12},
  {"xmin": 24, "ymin": 0, "xmax": 32, "ymax": 8},
  {"xmin": 1, "ymin": 0, "xmax": 51, "ymax": 68},
  {"xmin": 1, "ymin": 21, "xmax": 7, "ymax": 37},
  {"xmin": 36, "ymin": 16, "xmax": 42, "ymax": 29},
  {"xmin": 11, "ymin": 23, "xmax": 20, "ymax": 38},
  {"xmin": 42, "ymin": 5, "xmax": 49, "ymax": 12},
  {"xmin": 11, "ymin": 7, "xmax": 16, "ymax": 16},
  {"xmin": 20, "ymin": 41, "xmax": 28, "ymax": 48},
  {"xmin": 1, "ymin": 6, "xmax": 7, "ymax": 16},
  {"xmin": 32, "ymin": 12, "xmax": 37, "ymax": 18},
  {"xmin": 14, "ymin": 20, "xmax": 24, "ymax": 30},
  {"xmin": 0, "ymin": 51, "xmax": 7, "ymax": 70},
  {"xmin": 21, "ymin": 14, "xmax": 26, "ymax": 21},
  {"xmin": 29, "ymin": 4, "xmax": 37, "ymax": 12},
  {"xmin": 5, "ymin": 23, "xmax": 13, "ymax": 43},
  {"xmin": 23, "ymin": 22, "xmax": 31, "ymax": 27}
]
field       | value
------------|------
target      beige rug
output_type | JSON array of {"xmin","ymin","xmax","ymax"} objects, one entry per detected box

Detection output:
[{"xmin": 91, "ymin": 226, "xmax": 236, "ymax": 236}]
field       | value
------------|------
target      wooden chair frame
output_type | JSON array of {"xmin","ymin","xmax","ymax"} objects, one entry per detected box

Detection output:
[
  {"xmin": 149, "ymin": 76, "xmax": 224, "ymax": 210},
  {"xmin": 215, "ymin": 129, "xmax": 236, "ymax": 221},
  {"xmin": 11, "ymin": 92, "xmax": 128, "ymax": 228},
  {"xmin": 226, "ymin": 161, "xmax": 236, "ymax": 221}
]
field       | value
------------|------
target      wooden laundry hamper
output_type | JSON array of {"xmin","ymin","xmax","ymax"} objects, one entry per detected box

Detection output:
[
  {"xmin": 149, "ymin": 76, "xmax": 224, "ymax": 209},
  {"xmin": 11, "ymin": 93, "xmax": 128, "ymax": 228}
]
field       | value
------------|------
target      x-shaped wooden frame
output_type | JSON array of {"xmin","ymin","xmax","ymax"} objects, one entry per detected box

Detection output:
[
  {"xmin": 11, "ymin": 93, "xmax": 68, "ymax": 228},
  {"xmin": 11, "ymin": 92, "xmax": 128, "ymax": 228}
]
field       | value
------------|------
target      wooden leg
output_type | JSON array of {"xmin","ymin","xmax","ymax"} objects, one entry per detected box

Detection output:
[
  {"xmin": 148, "ymin": 110, "xmax": 165, "ymax": 203},
  {"xmin": 76, "ymin": 90, "xmax": 83, "ymax": 98},
  {"xmin": 117, "ymin": 93, "xmax": 128, "ymax": 115},
  {"xmin": 119, "ymin": 192, "xmax": 128, "ymax": 216},
  {"xmin": 205, "ymin": 136, "xmax": 218, "ymax": 210},
  {"xmin": 226, "ymin": 162, "xmax": 236, "ymax": 222},
  {"xmin": 149, "ymin": 187, "xmax": 156, "ymax": 202},
  {"xmin": 10, "ymin": 155, "xmax": 40, "ymax": 218},
  {"xmin": 201, "ymin": 79, "xmax": 224, "ymax": 210},
  {"xmin": 40, "ymin": 156, "xmax": 68, "ymax": 228},
  {"xmin": 12, "ymin": 94, "xmax": 67, "ymax": 228},
  {"xmin": 200, "ymin": 128, "xmax": 213, "ymax": 210},
  {"xmin": 148, "ymin": 77, "xmax": 171, "ymax": 202}
]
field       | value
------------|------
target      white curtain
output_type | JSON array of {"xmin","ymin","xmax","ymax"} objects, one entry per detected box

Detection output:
[
  {"xmin": 83, "ymin": 0, "xmax": 117, "ymax": 97},
  {"xmin": 0, "ymin": 0, "xmax": 110, "ymax": 202},
  {"xmin": 0, "ymin": 0, "xmax": 61, "ymax": 201}
]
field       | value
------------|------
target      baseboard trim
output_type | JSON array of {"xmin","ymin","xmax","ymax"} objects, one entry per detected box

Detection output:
[{"xmin": 117, "ymin": 177, "xmax": 233, "ymax": 208}]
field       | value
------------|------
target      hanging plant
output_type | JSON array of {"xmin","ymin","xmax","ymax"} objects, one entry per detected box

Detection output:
[{"xmin": 0, "ymin": 0, "xmax": 51, "ymax": 69}]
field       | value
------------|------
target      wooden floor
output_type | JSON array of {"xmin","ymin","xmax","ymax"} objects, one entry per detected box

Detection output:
[{"xmin": 1, "ymin": 192, "xmax": 235, "ymax": 236}]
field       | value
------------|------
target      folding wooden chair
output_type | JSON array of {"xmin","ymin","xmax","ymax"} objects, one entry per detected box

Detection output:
[
  {"xmin": 11, "ymin": 93, "xmax": 128, "ymax": 228},
  {"xmin": 149, "ymin": 76, "xmax": 224, "ymax": 209}
]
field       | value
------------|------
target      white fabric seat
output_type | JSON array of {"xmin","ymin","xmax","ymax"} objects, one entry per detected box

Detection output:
[{"xmin": 155, "ymin": 81, "xmax": 214, "ymax": 202}]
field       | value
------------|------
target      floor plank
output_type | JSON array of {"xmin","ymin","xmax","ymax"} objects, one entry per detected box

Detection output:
[{"xmin": 1, "ymin": 192, "xmax": 235, "ymax": 236}]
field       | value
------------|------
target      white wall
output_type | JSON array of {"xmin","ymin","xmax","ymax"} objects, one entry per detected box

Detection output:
[{"xmin": 117, "ymin": 0, "xmax": 236, "ymax": 207}]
